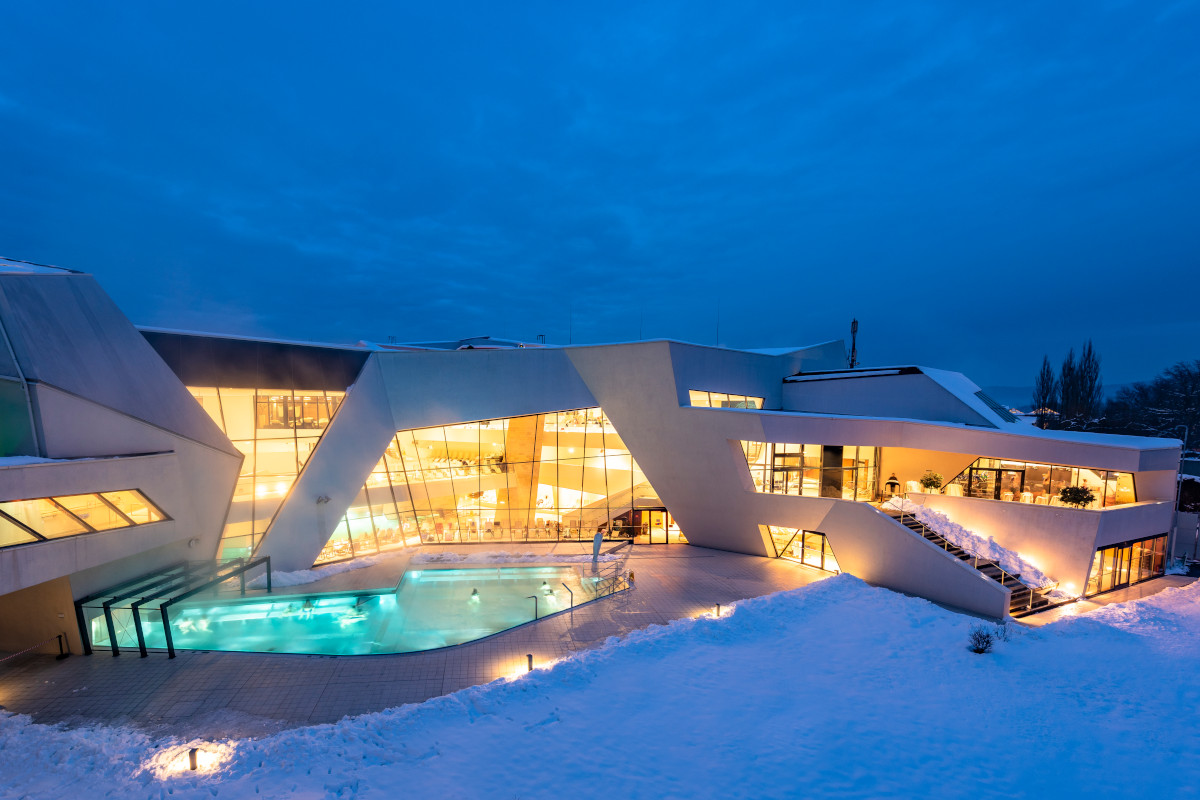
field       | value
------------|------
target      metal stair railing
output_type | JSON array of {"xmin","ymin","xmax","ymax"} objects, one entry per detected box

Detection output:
[{"xmin": 882, "ymin": 501, "xmax": 1054, "ymax": 613}]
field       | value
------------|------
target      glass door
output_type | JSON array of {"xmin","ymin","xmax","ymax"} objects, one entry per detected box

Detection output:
[
  {"xmin": 999, "ymin": 470, "xmax": 1024, "ymax": 501},
  {"xmin": 1085, "ymin": 536, "xmax": 1168, "ymax": 597}
]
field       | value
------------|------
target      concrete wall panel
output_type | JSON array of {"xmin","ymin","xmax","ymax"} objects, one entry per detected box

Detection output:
[
  {"xmin": 33, "ymin": 386, "xmax": 239, "ymax": 551},
  {"xmin": 0, "ymin": 274, "xmax": 236, "ymax": 457},
  {"xmin": 784, "ymin": 372, "xmax": 993, "ymax": 427},
  {"xmin": 377, "ymin": 347, "xmax": 597, "ymax": 430}
]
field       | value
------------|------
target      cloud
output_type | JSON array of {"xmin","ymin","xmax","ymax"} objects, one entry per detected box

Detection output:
[{"xmin": 0, "ymin": 0, "xmax": 1196, "ymax": 382}]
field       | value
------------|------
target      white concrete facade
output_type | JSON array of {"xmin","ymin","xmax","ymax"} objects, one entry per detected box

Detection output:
[{"xmin": 0, "ymin": 261, "xmax": 1183, "ymax": 641}]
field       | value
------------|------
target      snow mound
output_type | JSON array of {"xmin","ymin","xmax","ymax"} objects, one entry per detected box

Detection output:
[
  {"xmin": 3, "ymin": 575, "xmax": 1199, "ymax": 797},
  {"xmin": 246, "ymin": 549, "xmax": 620, "ymax": 589},
  {"xmin": 246, "ymin": 554, "xmax": 388, "ymax": 589},
  {"xmin": 884, "ymin": 497, "xmax": 1068, "ymax": 599},
  {"xmin": 411, "ymin": 549, "xmax": 618, "ymax": 565}
]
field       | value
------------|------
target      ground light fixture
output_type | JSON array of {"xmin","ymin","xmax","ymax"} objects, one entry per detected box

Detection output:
[{"xmin": 144, "ymin": 742, "xmax": 233, "ymax": 778}]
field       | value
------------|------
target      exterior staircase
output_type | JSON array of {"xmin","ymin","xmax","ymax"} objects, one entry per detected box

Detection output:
[{"xmin": 884, "ymin": 510, "xmax": 1052, "ymax": 617}]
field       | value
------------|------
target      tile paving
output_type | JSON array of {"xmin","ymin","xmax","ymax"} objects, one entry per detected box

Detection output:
[{"xmin": 0, "ymin": 544, "xmax": 826, "ymax": 735}]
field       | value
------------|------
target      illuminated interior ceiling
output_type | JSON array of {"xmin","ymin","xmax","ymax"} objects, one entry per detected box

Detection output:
[{"xmin": 315, "ymin": 407, "xmax": 661, "ymax": 565}]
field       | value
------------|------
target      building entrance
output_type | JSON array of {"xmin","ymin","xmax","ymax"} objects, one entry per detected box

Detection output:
[
  {"xmin": 1084, "ymin": 535, "xmax": 1167, "ymax": 596},
  {"xmin": 628, "ymin": 508, "xmax": 685, "ymax": 544}
]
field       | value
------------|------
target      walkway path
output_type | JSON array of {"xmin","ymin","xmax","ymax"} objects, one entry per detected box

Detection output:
[
  {"xmin": 1018, "ymin": 574, "xmax": 1194, "ymax": 627},
  {"xmin": 0, "ymin": 545, "xmax": 826, "ymax": 737}
]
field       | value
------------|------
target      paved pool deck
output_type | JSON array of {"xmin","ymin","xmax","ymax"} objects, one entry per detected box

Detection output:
[
  {"xmin": 2, "ymin": 543, "xmax": 1190, "ymax": 738},
  {"xmin": 0, "ymin": 544, "xmax": 828, "ymax": 737}
]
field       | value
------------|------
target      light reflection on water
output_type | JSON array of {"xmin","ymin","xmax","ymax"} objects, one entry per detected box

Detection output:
[{"xmin": 93, "ymin": 566, "xmax": 599, "ymax": 656}]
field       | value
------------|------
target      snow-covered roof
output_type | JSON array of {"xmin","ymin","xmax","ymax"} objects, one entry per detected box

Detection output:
[
  {"xmin": 138, "ymin": 326, "xmax": 368, "ymax": 352},
  {"xmin": 0, "ymin": 256, "xmax": 82, "ymax": 276}
]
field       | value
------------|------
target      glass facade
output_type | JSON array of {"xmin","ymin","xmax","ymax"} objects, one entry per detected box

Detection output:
[
  {"xmin": 189, "ymin": 386, "xmax": 345, "ymax": 560},
  {"xmin": 761, "ymin": 526, "xmax": 839, "ymax": 572},
  {"xmin": 946, "ymin": 458, "xmax": 1136, "ymax": 507},
  {"xmin": 0, "ymin": 489, "xmax": 165, "ymax": 550},
  {"xmin": 315, "ymin": 407, "xmax": 661, "ymax": 564},
  {"xmin": 1085, "ymin": 535, "xmax": 1167, "ymax": 596},
  {"xmin": 688, "ymin": 390, "xmax": 764, "ymax": 409},
  {"xmin": 741, "ymin": 441, "xmax": 879, "ymax": 501}
]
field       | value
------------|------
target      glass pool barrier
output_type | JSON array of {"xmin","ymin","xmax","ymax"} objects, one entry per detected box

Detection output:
[{"xmin": 83, "ymin": 564, "xmax": 627, "ymax": 657}]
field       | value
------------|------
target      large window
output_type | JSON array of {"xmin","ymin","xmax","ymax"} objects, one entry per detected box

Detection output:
[
  {"xmin": 761, "ymin": 526, "xmax": 839, "ymax": 572},
  {"xmin": 190, "ymin": 387, "xmax": 345, "ymax": 560},
  {"xmin": 688, "ymin": 391, "xmax": 764, "ymax": 409},
  {"xmin": 1085, "ymin": 535, "xmax": 1166, "ymax": 596},
  {"xmin": 315, "ymin": 407, "xmax": 662, "ymax": 564},
  {"xmin": 0, "ymin": 489, "xmax": 166, "ymax": 549},
  {"xmin": 946, "ymin": 458, "xmax": 1135, "ymax": 507},
  {"xmin": 741, "ymin": 441, "xmax": 879, "ymax": 501}
]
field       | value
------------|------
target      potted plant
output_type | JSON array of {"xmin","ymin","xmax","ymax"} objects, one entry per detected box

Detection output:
[
  {"xmin": 919, "ymin": 471, "xmax": 943, "ymax": 493},
  {"xmin": 1059, "ymin": 486, "xmax": 1096, "ymax": 508}
]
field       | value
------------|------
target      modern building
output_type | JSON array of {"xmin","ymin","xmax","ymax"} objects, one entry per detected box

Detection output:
[{"xmin": 0, "ymin": 259, "xmax": 1182, "ymax": 654}]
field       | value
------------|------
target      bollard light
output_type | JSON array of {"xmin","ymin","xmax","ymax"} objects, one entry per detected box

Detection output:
[
  {"xmin": 188, "ymin": 748, "xmax": 198, "ymax": 771},
  {"xmin": 526, "ymin": 653, "xmax": 533, "ymax": 672}
]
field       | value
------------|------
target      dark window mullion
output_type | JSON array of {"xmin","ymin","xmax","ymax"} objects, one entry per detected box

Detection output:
[
  {"xmin": 0, "ymin": 508, "xmax": 48, "ymax": 541},
  {"xmin": 48, "ymin": 497, "xmax": 96, "ymax": 532},
  {"xmin": 95, "ymin": 493, "xmax": 137, "ymax": 527}
]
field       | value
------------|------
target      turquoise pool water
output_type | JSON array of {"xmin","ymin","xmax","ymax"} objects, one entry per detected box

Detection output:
[{"xmin": 89, "ymin": 565, "xmax": 601, "ymax": 656}]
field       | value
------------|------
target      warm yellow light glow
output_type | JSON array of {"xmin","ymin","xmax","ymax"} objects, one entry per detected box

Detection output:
[
  {"xmin": 496, "ymin": 655, "xmax": 562, "ymax": 682},
  {"xmin": 143, "ymin": 742, "xmax": 235, "ymax": 779},
  {"xmin": 1063, "ymin": 582, "xmax": 1078, "ymax": 596}
]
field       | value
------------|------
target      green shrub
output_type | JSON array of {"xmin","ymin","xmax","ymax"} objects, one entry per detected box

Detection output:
[
  {"xmin": 919, "ymin": 471, "xmax": 943, "ymax": 491},
  {"xmin": 1059, "ymin": 486, "xmax": 1096, "ymax": 508}
]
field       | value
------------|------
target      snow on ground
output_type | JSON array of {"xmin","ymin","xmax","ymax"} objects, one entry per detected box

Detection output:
[
  {"xmin": 3, "ymin": 575, "xmax": 1199, "ymax": 798},
  {"xmin": 245, "ymin": 554, "xmax": 390, "ymax": 589},
  {"xmin": 411, "ymin": 549, "xmax": 618, "ymax": 565},
  {"xmin": 884, "ymin": 497, "xmax": 1067, "ymax": 598},
  {"xmin": 246, "ymin": 549, "xmax": 619, "ymax": 589}
]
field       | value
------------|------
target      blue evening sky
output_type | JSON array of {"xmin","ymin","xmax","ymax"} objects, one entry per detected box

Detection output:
[{"xmin": 1, "ymin": 2, "xmax": 1197, "ymax": 387}]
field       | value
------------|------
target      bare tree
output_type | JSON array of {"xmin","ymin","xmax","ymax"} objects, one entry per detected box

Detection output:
[{"xmin": 1103, "ymin": 360, "xmax": 1200, "ymax": 447}]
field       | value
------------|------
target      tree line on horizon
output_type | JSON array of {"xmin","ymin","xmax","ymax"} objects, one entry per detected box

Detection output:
[{"xmin": 1031, "ymin": 341, "xmax": 1198, "ymax": 452}]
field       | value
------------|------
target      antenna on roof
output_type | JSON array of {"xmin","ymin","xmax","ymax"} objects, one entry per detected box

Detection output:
[{"xmin": 849, "ymin": 319, "xmax": 859, "ymax": 368}]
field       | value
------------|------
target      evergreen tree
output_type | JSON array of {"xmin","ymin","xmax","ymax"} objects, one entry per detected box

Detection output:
[
  {"xmin": 1032, "ymin": 356, "xmax": 1058, "ymax": 429},
  {"xmin": 1058, "ymin": 348, "xmax": 1078, "ymax": 428},
  {"xmin": 1076, "ymin": 340, "xmax": 1104, "ymax": 428},
  {"xmin": 1031, "ymin": 340, "xmax": 1104, "ymax": 430}
]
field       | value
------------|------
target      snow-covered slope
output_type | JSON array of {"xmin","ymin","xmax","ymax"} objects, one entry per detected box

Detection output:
[{"xmin": 3, "ymin": 575, "xmax": 1199, "ymax": 798}]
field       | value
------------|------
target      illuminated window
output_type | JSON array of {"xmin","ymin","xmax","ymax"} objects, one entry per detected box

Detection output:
[
  {"xmin": 188, "ymin": 386, "xmax": 346, "ymax": 560},
  {"xmin": 1085, "ymin": 534, "xmax": 1166, "ymax": 596},
  {"xmin": 0, "ymin": 489, "xmax": 168, "ymax": 550},
  {"xmin": 0, "ymin": 515, "xmax": 39, "ymax": 547},
  {"xmin": 946, "ymin": 458, "xmax": 1135, "ymax": 507},
  {"xmin": 741, "ymin": 441, "xmax": 879, "ymax": 501},
  {"xmin": 761, "ymin": 526, "xmax": 839, "ymax": 572},
  {"xmin": 688, "ymin": 390, "xmax": 764, "ymax": 409},
  {"xmin": 100, "ymin": 490, "xmax": 164, "ymax": 524},
  {"xmin": 315, "ymin": 407, "xmax": 662, "ymax": 565},
  {"xmin": 54, "ymin": 493, "xmax": 132, "ymax": 531}
]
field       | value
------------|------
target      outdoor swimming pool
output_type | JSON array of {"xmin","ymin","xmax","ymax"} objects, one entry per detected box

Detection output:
[{"xmin": 87, "ymin": 565, "xmax": 611, "ymax": 656}]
